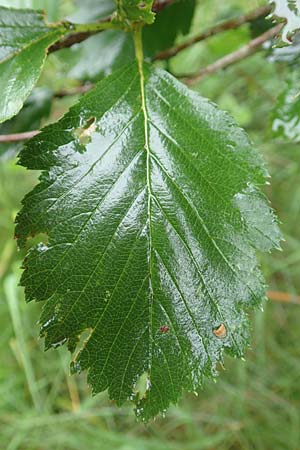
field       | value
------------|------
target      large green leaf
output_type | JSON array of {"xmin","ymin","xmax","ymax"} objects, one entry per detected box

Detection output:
[
  {"xmin": 16, "ymin": 62, "xmax": 280, "ymax": 420},
  {"xmin": 272, "ymin": 70, "xmax": 300, "ymax": 142},
  {"xmin": 269, "ymin": 0, "xmax": 300, "ymax": 42},
  {"xmin": 0, "ymin": 6, "xmax": 64, "ymax": 123}
]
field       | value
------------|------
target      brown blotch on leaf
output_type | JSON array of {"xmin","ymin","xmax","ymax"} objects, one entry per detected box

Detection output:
[
  {"xmin": 213, "ymin": 323, "xmax": 227, "ymax": 338},
  {"xmin": 159, "ymin": 325, "xmax": 170, "ymax": 333}
]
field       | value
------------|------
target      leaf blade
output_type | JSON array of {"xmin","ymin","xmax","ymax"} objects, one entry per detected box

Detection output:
[{"xmin": 16, "ymin": 61, "xmax": 281, "ymax": 420}]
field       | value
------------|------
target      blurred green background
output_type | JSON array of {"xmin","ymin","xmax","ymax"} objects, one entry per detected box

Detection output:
[{"xmin": 1, "ymin": 1, "xmax": 300, "ymax": 449}]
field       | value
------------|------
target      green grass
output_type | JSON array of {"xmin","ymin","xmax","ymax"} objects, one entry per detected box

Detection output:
[{"xmin": 1, "ymin": 0, "xmax": 300, "ymax": 448}]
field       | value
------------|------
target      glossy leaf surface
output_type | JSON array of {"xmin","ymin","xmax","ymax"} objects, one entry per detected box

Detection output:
[
  {"xmin": 16, "ymin": 62, "xmax": 280, "ymax": 420},
  {"xmin": 269, "ymin": 0, "xmax": 300, "ymax": 42},
  {"xmin": 272, "ymin": 70, "xmax": 300, "ymax": 142},
  {"xmin": 0, "ymin": 6, "xmax": 64, "ymax": 124}
]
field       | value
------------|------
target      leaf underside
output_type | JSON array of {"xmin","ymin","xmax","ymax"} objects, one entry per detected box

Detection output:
[
  {"xmin": 270, "ymin": 31, "xmax": 300, "ymax": 64},
  {"xmin": 272, "ymin": 70, "xmax": 300, "ymax": 142},
  {"xmin": 16, "ymin": 62, "xmax": 280, "ymax": 420},
  {"xmin": 0, "ymin": 6, "xmax": 63, "ymax": 124},
  {"xmin": 269, "ymin": 0, "xmax": 300, "ymax": 43}
]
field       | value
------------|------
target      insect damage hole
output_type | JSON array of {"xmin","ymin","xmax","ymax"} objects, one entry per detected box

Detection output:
[
  {"xmin": 73, "ymin": 116, "xmax": 97, "ymax": 145},
  {"xmin": 133, "ymin": 371, "xmax": 151, "ymax": 401},
  {"xmin": 69, "ymin": 327, "xmax": 94, "ymax": 374},
  {"xmin": 213, "ymin": 323, "xmax": 227, "ymax": 338}
]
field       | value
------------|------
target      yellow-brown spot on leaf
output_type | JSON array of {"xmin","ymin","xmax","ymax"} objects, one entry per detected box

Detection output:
[
  {"xmin": 213, "ymin": 323, "xmax": 227, "ymax": 338},
  {"xmin": 74, "ymin": 117, "xmax": 96, "ymax": 145}
]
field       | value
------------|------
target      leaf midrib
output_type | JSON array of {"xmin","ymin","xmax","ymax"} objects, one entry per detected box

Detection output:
[{"xmin": 135, "ymin": 44, "xmax": 154, "ymax": 376}]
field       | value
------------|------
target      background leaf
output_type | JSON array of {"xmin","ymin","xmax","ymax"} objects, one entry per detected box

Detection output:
[
  {"xmin": 143, "ymin": 0, "xmax": 196, "ymax": 56},
  {"xmin": 16, "ymin": 62, "xmax": 280, "ymax": 420},
  {"xmin": 272, "ymin": 70, "xmax": 300, "ymax": 142},
  {"xmin": 70, "ymin": 0, "xmax": 114, "ymax": 23},
  {"xmin": 0, "ymin": 6, "xmax": 64, "ymax": 124},
  {"xmin": 269, "ymin": 0, "xmax": 300, "ymax": 43},
  {"xmin": 269, "ymin": 31, "xmax": 300, "ymax": 64}
]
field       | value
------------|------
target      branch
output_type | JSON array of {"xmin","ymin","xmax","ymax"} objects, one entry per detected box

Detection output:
[
  {"xmin": 267, "ymin": 290, "xmax": 300, "ymax": 305},
  {"xmin": 154, "ymin": 5, "xmax": 272, "ymax": 61},
  {"xmin": 49, "ymin": 0, "xmax": 176, "ymax": 53},
  {"xmin": 182, "ymin": 23, "xmax": 283, "ymax": 85},
  {"xmin": 0, "ymin": 131, "xmax": 39, "ymax": 143},
  {"xmin": 49, "ymin": 18, "xmax": 114, "ymax": 53},
  {"xmin": 152, "ymin": 0, "xmax": 175, "ymax": 12},
  {"xmin": 49, "ymin": 30, "xmax": 100, "ymax": 53},
  {"xmin": 0, "ymin": 85, "xmax": 95, "ymax": 143},
  {"xmin": 54, "ymin": 84, "xmax": 94, "ymax": 98}
]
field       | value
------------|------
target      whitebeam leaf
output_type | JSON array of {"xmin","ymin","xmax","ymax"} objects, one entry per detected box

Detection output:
[
  {"xmin": 16, "ymin": 62, "xmax": 281, "ymax": 421},
  {"xmin": 0, "ymin": 6, "xmax": 65, "ymax": 123}
]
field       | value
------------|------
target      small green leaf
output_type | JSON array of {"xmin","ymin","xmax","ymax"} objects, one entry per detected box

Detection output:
[
  {"xmin": 269, "ymin": 0, "xmax": 300, "ymax": 43},
  {"xmin": 272, "ymin": 70, "xmax": 300, "ymax": 142},
  {"xmin": 0, "ymin": 6, "xmax": 65, "ymax": 124},
  {"xmin": 16, "ymin": 62, "xmax": 280, "ymax": 421},
  {"xmin": 114, "ymin": 0, "xmax": 155, "ymax": 26}
]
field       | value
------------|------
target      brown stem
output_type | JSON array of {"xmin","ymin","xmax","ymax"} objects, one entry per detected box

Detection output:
[
  {"xmin": 152, "ymin": 0, "xmax": 175, "ymax": 12},
  {"xmin": 154, "ymin": 5, "xmax": 272, "ymax": 61},
  {"xmin": 49, "ymin": 30, "xmax": 100, "ymax": 53},
  {"xmin": 0, "ymin": 85, "xmax": 95, "ymax": 144},
  {"xmin": 0, "ymin": 131, "xmax": 40, "ymax": 143},
  {"xmin": 182, "ymin": 24, "xmax": 283, "ymax": 85},
  {"xmin": 54, "ymin": 84, "xmax": 94, "ymax": 98},
  {"xmin": 267, "ymin": 290, "xmax": 300, "ymax": 305}
]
